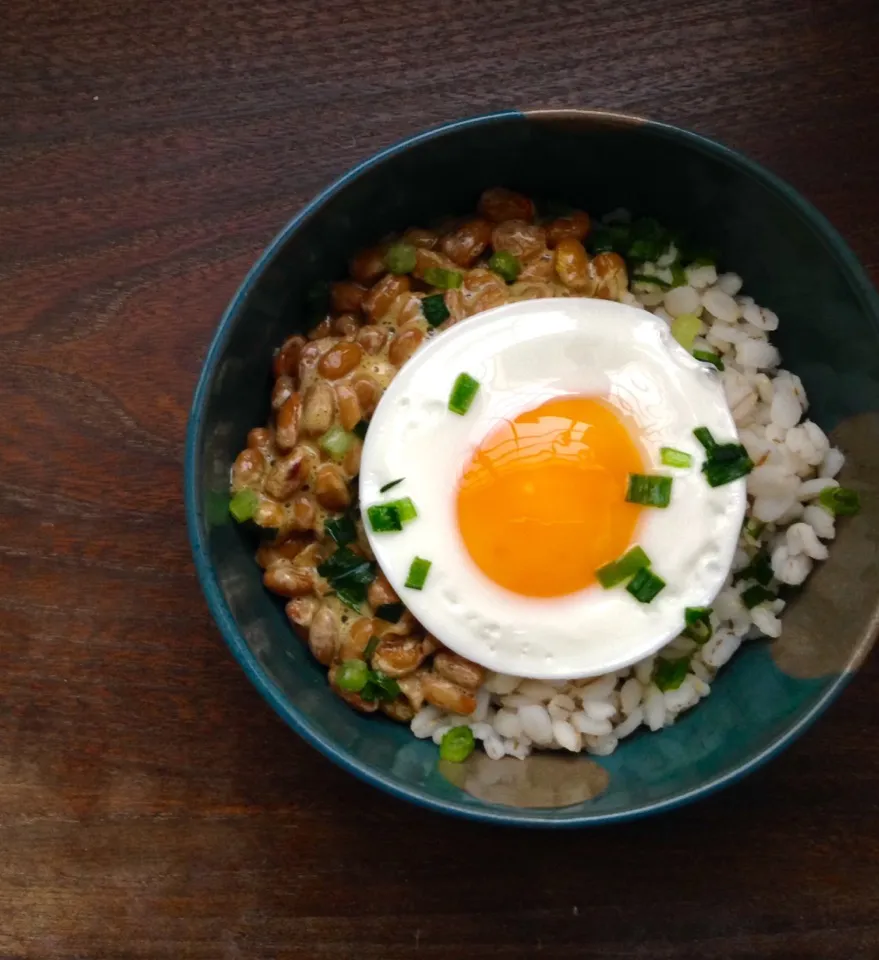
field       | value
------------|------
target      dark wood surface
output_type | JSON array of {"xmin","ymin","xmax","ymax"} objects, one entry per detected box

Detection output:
[{"xmin": 3, "ymin": 0, "xmax": 879, "ymax": 956}]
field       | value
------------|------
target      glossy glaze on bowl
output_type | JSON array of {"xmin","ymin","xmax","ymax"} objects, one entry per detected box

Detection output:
[{"xmin": 185, "ymin": 110, "xmax": 879, "ymax": 826}]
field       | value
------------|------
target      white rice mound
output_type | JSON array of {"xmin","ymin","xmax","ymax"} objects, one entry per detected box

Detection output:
[{"xmin": 409, "ymin": 229, "xmax": 846, "ymax": 760}]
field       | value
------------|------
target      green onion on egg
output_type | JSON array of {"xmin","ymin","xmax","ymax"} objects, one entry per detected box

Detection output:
[
  {"xmin": 626, "ymin": 474, "xmax": 673, "ymax": 508},
  {"xmin": 595, "ymin": 545, "xmax": 651, "ymax": 589},
  {"xmin": 405, "ymin": 557, "xmax": 432, "ymax": 590},
  {"xmin": 626, "ymin": 567, "xmax": 667, "ymax": 603},
  {"xmin": 448, "ymin": 373, "xmax": 480, "ymax": 415},
  {"xmin": 660, "ymin": 447, "xmax": 693, "ymax": 468}
]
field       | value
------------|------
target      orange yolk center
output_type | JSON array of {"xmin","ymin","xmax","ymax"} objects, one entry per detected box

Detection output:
[{"xmin": 456, "ymin": 396, "xmax": 645, "ymax": 598}]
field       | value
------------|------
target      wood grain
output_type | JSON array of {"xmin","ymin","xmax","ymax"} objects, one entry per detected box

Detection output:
[{"xmin": 3, "ymin": 0, "xmax": 879, "ymax": 956}]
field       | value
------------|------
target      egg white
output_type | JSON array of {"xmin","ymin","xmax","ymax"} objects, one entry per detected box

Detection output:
[{"xmin": 360, "ymin": 298, "xmax": 745, "ymax": 680}]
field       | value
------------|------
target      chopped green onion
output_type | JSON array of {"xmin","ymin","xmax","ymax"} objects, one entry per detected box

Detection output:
[
  {"xmin": 626, "ymin": 473, "xmax": 673, "ymax": 508},
  {"xmin": 317, "ymin": 547, "xmax": 364, "ymax": 581},
  {"xmin": 626, "ymin": 567, "xmax": 666, "ymax": 603},
  {"xmin": 361, "ymin": 670, "xmax": 400, "ymax": 702},
  {"xmin": 670, "ymin": 262, "xmax": 687, "ymax": 287},
  {"xmin": 388, "ymin": 496, "xmax": 417, "ymax": 524},
  {"xmin": 363, "ymin": 635, "xmax": 380, "ymax": 662},
  {"xmin": 352, "ymin": 420, "xmax": 369, "ymax": 440},
  {"xmin": 689, "ymin": 255, "xmax": 717, "ymax": 267},
  {"xmin": 693, "ymin": 427, "xmax": 717, "ymax": 452},
  {"xmin": 694, "ymin": 426, "xmax": 753, "ymax": 487},
  {"xmin": 367, "ymin": 497, "xmax": 416, "ymax": 533},
  {"xmin": 317, "ymin": 548, "xmax": 376, "ymax": 595},
  {"xmin": 329, "ymin": 583, "xmax": 367, "ymax": 608},
  {"xmin": 374, "ymin": 602, "xmax": 405, "ymax": 624},
  {"xmin": 742, "ymin": 584, "xmax": 775, "ymax": 609},
  {"xmin": 632, "ymin": 273, "xmax": 670, "ymax": 290},
  {"xmin": 710, "ymin": 442, "xmax": 749, "ymax": 462},
  {"xmin": 337, "ymin": 659, "xmax": 369, "ymax": 693},
  {"xmin": 693, "ymin": 349, "xmax": 724, "ymax": 370},
  {"xmin": 324, "ymin": 513, "xmax": 356, "ymax": 546},
  {"xmin": 319, "ymin": 424, "xmax": 356, "ymax": 461},
  {"xmin": 405, "ymin": 557, "xmax": 432, "ymax": 590},
  {"xmin": 229, "ymin": 488, "xmax": 259, "ymax": 523},
  {"xmin": 488, "ymin": 250, "xmax": 521, "ymax": 283},
  {"xmin": 439, "ymin": 726, "xmax": 475, "ymax": 763},
  {"xmin": 424, "ymin": 266, "xmax": 463, "ymax": 289},
  {"xmin": 367, "ymin": 503, "xmax": 403, "ymax": 533},
  {"xmin": 702, "ymin": 456, "xmax": 753, "ymax": 487},
  {"xmin": 671, "ymin": 313, "xmax": 701, "ymax": 351},
  {"xmin": 319, "ymin": 579, "xmax": 372, "ymax": 611},
  {"xmin": 653, "ymin": 656, "xmax": 691, "ymax": 692},
  {"xmin": 384, "ymin": 242, "xmax": 417, "ymax": 275},
  {"xmin": 734, "ymin": 551, "xmax": 773, "ymax": 586},
  {"xmin": 335, "ymin": 585, "xmax": 364, "ymax": 612},
  {"xmin": 660, "ymin": 447, "xmax": 693, "ymax": 469},
  {"xmin": 421, "ymin": 293, "xmax": 450, "ymax": 327},
  {"xmin": 379, "ymin": 478, "xmax": 404, "ymax": 493},
  {"xmin": 626, "ymin": 218, "xmax": 671, "ymax": 262},
  {"xmin": 448, "ymin": 372, "xmax": 480, "ymax": 415},
  {"xmin": 395, "ymin": 498, "xmax": 417, "ymax": 524},
  {"xmin": 596, "ymin": 545, "xmax": 651, "ymax": 589},
  {"xmin": 685, "ymin": 605, "xmax": 712, "ymax": 626},
  {"xmin": 744, "ymin": 518, "xmax": 765, "ymax": 540},
  {"xmin": 683, "ymin": 607, "xmax": 713, "ymax": 644},
  {"xmin": 819, "ymin": 486, "xmax": 860, "ymax": 516}
]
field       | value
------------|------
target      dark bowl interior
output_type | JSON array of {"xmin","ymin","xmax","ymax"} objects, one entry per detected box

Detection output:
[{"xmin": 186, "ymin": 110, "xmax": 879, "ymax": 825}]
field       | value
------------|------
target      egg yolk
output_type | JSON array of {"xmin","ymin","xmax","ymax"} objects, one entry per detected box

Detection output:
[{"xmin": 456, "ymin": 396, "xmax": 645, "ymax": 598}]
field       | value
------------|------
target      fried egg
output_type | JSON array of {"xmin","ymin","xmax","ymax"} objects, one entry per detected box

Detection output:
[{"xmin": 360, "ymin": 298, "xmax": 745, "ymax": 679}]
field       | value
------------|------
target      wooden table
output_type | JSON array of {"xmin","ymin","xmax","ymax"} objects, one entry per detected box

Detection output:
[{"xmin": 3, "ymin": 0, "xmax": 879, "ymax": 956}]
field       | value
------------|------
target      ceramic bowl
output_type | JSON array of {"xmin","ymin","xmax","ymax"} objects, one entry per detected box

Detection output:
[{"xmin": 185, "ymin": 110, "xmax": 879, "ymax": 825}]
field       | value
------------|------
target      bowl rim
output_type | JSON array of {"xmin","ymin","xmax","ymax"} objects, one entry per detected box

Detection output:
[{"xmin": 184, "ymin": 108, "xmax": 879, "ymax": 827}]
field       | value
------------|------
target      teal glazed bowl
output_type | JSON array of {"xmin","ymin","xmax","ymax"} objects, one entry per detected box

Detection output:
[{"xmin": 185, "ymin": 110, "xmax": 879, "ymax": 825}]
